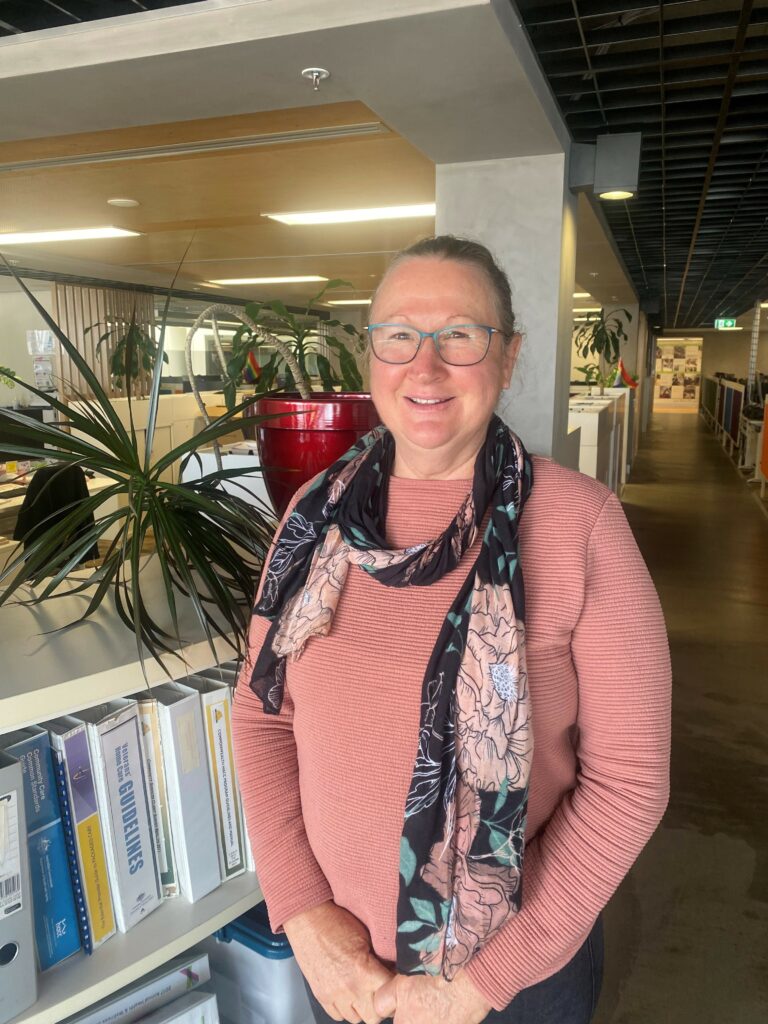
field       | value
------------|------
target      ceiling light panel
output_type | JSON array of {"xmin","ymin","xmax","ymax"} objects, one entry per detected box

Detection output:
[
  {"xmin": 264, "ymin": 203, "xmax": 436, "ymax": 226},
  {"xmin": 0, "ymin": 227, "xmax": 140, "ymax": 244},
  {"xmin": 208, "ymin": 275, "xmax": 328, "ymax": 285}
]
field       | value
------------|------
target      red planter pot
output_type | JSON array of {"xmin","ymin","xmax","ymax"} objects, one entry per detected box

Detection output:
[{"xmin": 246, "ymin": 393, "xmax": 381, "ymax": 518}]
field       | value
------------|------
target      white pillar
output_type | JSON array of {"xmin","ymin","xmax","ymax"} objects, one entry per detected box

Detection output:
[{"xmin": 436, "ymin": 155, "xmax": 577, "ymax": 464}]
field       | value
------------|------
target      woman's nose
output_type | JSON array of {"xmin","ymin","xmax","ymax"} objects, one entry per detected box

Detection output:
[{"xmin": 408, "ymin": 334, "xmax": 445, "ymax": 376}]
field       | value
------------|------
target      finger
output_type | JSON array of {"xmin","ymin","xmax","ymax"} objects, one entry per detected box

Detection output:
[
  {"xmin": 354, "ymin": 992, "xmax": 387, "ymax": 1024},
  {"xmin": 373, "ymin": 977, "xmax": 397, "ymax": 1019},
  {"xmin": 327, "ymin": 1003, "xmax": 345, "ymax": 1022},
  {"xmin": 345, "ymin": 1004, "xmax": 363, "ymax": 1024}
]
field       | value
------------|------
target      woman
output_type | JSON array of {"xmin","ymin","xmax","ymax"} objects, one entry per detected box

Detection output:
[{"xmin": 232, "ymin": 236, "xmax": 671, "ymax": 1024}]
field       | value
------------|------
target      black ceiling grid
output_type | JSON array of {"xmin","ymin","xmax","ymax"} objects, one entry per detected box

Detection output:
[
  {"xmin": 515, "ymin": 0, "xmax": 768, "ymax": 328},
  {"xmin": 0, "ymin": 0, "xmax": 205, "ymax": 36}
]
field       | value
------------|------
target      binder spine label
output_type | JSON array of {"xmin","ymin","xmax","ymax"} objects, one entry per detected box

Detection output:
[
  {"xmin": 101, "ymin": 714, "xmax": 160, "ymax": 927},
  {"xmin": 14, "ymin": 734, "xmax": 81, "ymax": 969},
  {"xmin": 0, "ymin": 790, "xmax": 23, "ymax": 917},
  {"xmin": 63, "ymin": 729, "xmax": 115, "ymax": 946},
  {"xmin": 52, "ymin": 755, "xmax": 90, "ymax": 952},
  {"xmin": 204, "ymin": 701, "xmax": 244, "ymax": 876}
]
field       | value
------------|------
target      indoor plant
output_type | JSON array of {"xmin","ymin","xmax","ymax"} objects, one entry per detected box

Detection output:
[
  {"xmin": 223, "ymin": 279, "xmax": 365, "ymax": 408},
  {"xmin": 185, "ymin": 288, "xmax": 379, "ymax": 517},
  {"xmin": 0, "ymin": 266, "xmax": 277, "ymax": 671},
  {"xmin": 90, "ymin": 310, "xmax": 168, "ymax": 395},
  {"xmin": 574, "ymin": 307, "xmax": 632, "ymax": 365},
  {"xmin": 574, "ymin": 361, "xmax": 618, "ymax": 397}
]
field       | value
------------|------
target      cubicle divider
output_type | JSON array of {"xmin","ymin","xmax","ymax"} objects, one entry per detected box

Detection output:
[{"xmin": 700, "ymin": 377, "xmax": 718, "ymax": 427}]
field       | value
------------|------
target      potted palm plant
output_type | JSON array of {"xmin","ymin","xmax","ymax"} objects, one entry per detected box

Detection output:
[
  {"xmin": 185, "ymin": 282, "xmax": 379, "ymax": 517},
  {"xmin": 0, "ymin": 265, "xmax": 276, "ymax": 672}
]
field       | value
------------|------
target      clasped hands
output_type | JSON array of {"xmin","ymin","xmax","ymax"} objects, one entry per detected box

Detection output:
[{"xmin": 284, "ymin": 902, "xmax": 492, "ymax": 1024}]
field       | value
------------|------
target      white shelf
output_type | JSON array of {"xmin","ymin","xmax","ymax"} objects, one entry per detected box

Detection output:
[
  {"xmin": 0, "ymin": 561, "xmax": 239, "ymax": 732},
  {"xmin": 0, "ymin": 561, "xmax": 260, "ymax": 1024},
  {"xmin": 12, "ymin": 872, "xmax": 263, "ymax": 1024}
]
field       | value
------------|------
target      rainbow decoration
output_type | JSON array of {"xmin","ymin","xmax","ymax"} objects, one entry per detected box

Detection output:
[
  {"xmin": 612, "ymin": 358, "xmax": 638, "ymax": 389},
  {"xmin": 243, "ymin": 350, "xmax": 262, "ymax": 384}
]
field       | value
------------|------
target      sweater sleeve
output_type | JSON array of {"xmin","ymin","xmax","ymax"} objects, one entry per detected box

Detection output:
[
  {"xmin": 465, "ymin": 492, "xmax": 672, "ymax": 1010},
  {"xmin": 231, "ymin": 487, "xmax": 334, "ymax": 933}
]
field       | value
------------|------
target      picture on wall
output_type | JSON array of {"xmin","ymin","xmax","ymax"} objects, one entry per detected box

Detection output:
[{"xmin": 655, "ymin": 339, "xmax": 703, "ymax": 408}]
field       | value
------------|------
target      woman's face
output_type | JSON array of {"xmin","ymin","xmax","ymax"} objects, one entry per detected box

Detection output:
[{"xmin": 369, "ymin": 256, "xmax": 520, "ymax": 479}]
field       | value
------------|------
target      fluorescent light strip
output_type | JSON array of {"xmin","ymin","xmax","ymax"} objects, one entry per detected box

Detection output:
[
  {"xmin": 0, "ymin": 227, "xmax": 140, "ymax": 244},
  {"xmin": 573, "ymin": 306, "xmax": 601, "ymax": 313},
  {"xmin": 264, "ymin": 203, "xmax": 436, "ymax": 226},
  {"xmin": 208, "ymin": 275, "xmax": 327, "ymax": 285},
  {"xmin": 573, "ymin": 292, "xmax": 591, "ymax": 298},
  {"xmin": 327, "ymin": 299, "xmax": 372, "ymax": 306}
]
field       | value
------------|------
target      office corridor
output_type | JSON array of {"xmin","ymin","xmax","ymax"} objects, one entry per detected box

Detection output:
[{"xmin": 594, "ymin": 412, "xmax": 768, "ymax": 1023}]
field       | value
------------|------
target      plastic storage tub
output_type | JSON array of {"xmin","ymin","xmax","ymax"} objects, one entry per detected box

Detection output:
[{"xmin": 198, "ymin": 903, "xmax": 314, "ymax": 1024}]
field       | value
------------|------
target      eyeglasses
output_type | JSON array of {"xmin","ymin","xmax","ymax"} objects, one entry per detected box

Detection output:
[{"xmin": 366, "ymin": 323, "xmax": 503, "ymax": 366}]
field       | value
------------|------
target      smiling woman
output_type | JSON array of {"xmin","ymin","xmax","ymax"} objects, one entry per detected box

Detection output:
[
  {"xmin": 367, "ymin": 245, "xmax": 520, "ymax": 480},
  {"xmin": 232, "ymin": 235, "xmax": 672, "ymax": 1024}
]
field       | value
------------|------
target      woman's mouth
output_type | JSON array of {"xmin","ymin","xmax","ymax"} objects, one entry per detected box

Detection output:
[{"xmin": 406, "ymin": 396, "xmax": 452, "ymax": 406}]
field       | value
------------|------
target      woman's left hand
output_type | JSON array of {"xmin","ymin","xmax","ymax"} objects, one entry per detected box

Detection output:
[{"xmin": 373, "ymin": 970, "xmax": 493, "ymax": 1024}]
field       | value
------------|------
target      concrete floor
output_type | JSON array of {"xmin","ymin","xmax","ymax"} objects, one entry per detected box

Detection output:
[{"xmin": 593, "ymin": 412, "xmax": 768, "ymax": 1024}]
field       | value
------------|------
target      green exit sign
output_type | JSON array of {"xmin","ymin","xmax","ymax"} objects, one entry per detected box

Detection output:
[{"xmin": 714, "ymin": 318, "xmax": 737, "ymax": 329}]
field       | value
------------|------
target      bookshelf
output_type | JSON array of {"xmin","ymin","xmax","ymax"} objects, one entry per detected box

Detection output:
[
  {"xmin": 0, "ymin": 563, "xmax": 263, "ymax": 1024},
  {"xmin": 16, "ymin": 874, "xmax": 262, "ymax": 1024}
]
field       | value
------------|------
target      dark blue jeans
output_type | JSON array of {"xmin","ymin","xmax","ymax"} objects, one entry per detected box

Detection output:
[{"xmin": 304, "ymin": 916, "xmax": 604, "ymax": 1024}]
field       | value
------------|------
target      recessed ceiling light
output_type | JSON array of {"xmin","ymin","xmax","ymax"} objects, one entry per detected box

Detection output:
[
  {"xmin": 326, "ymin": 299, "xmax": 372, "ymax": 306},
  {"xmin": 107, "ymin": 197, "xmax": 140, "ymax": 208},
  {"xmin": 573, "ymin": 292, "xmax": 591, "ymax": 298},
  {"xmin": 208, "ymin": 275, "xmax": 328, "ymax": 285},
  {"xmin": 598, "ymin": 190, "xmax": 634, "ymax": 200},
  {"xmin": 263, "ymin": 203, "xmax": 436, "ymax": 226},
  {"xmin": 761, "ymin": 301, "xmax": 768, "ymax": 308},
  {"xmin": 0, "ymin": 226, "xmax": 140, "ymax": 244}
]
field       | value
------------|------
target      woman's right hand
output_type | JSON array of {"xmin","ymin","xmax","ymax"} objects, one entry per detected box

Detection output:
[{"xmin": 283, "ymin": 901, "xmax": 394, "ymax": 1024}]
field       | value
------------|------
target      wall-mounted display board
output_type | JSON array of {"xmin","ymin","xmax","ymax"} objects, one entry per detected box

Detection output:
[{"xmin": 654, "ymin": 340, "xmax": 702, "ymax": 408}]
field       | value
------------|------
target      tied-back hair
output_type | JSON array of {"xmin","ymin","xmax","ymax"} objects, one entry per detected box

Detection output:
[{"xmin": 373, "ymin": 235, "xmax": 517, "ymax": 340}]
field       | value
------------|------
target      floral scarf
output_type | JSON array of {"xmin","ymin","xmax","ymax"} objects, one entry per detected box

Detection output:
[{"xmin": 249, "ymin": 415, "xmax": 533, "ymax": 980}]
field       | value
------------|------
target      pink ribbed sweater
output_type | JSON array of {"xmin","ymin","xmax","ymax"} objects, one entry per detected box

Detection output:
[{"xmin": 231, "ymin": 456, "xmax": 671, "ymax": 1010}]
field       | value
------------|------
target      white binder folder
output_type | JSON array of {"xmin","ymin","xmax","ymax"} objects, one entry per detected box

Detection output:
[
  {"xmin": 148, "ymin": 683, "xmax": 220, "ymax": 903},
  {"xmin": 0, "ymin": 751, "xmax": 38, "ymax": 1024}
]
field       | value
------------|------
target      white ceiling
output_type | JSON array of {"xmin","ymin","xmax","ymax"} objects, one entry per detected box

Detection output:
[
  {"xmin": 0, "ymin": 0, "xmax": 643, "ymax": 312},
  {"xmin": 0, "ymin": 0, "xmax": 566, "ymax": 161}
]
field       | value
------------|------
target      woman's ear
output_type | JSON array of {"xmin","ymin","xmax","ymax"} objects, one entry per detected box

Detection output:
[{"xmin": 503, "ymin": 333, "xmax": 523, "ymax": 388}]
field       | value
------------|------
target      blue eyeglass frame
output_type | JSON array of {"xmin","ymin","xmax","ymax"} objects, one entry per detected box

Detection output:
[{"xmin": 365, "ymin": 323, "xmax": 504, "ymax": 365}]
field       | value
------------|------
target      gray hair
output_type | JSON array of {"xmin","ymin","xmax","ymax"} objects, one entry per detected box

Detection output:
[{"xmin": 370, "ymin": 235, "xmax": 517, "ymax": 339}]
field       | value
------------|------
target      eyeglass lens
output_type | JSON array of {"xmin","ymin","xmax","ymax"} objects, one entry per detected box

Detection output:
[{"xmin": 370, "ymin": 325, "xmax": 492, "ymax": 365}]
